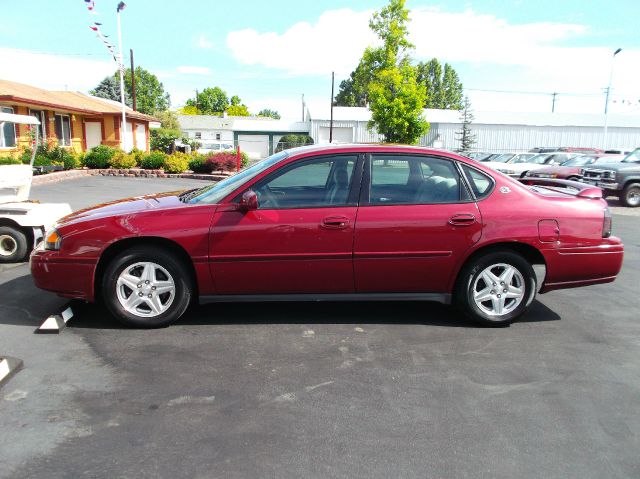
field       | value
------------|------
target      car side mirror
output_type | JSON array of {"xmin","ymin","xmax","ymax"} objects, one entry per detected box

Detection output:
[{"xmin": 239, "ymin": 190, "xmax": 259, "ymax": 211}]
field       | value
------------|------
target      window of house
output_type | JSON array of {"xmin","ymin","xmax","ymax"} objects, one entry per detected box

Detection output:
[
  {"xmin": 252, "ymin": 155, "xmax": 357, "ymax": 209},
  {"xmin": 215, "ymin": 133, "xmax": 221, "ymax": 140},
  {"xmin": 1, "ymin": 106, "xmax": 17, "ymax": 148},
  {"xmin": 54, "ymin": 114, "xmax": 71, "ymax": 147},
  {"xmin": 29, "ymin": 110, "xmax": 46, "ymax": 143},
  {"xmin": 369, "ymin": 155, "xmax": 466, "ymax": 205},
  {"xmin": 195, "ymin": 132, "xmax": 202, "ymax": 139}
]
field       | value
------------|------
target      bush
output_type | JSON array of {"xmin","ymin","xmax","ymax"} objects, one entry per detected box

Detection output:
[
  {"xmin": 0, "ymin": 157, "xmax": 22, "ymax": 165},
  {"xmin": 240, "ymin": 151, "xmax": 249, "ymax": 168},
  {"xmin": 140, "ymin": 151, "xmax": 167, "ymax": 169},
  {"xmin": 84, "ymin": 145, "xmax": 116, "ymax": 169},
  {"xmin": 130, "ymin": 148, "xmax": 146, "ymax": 167},
  {"xmin": 150, "ymin": 128, "xmax": 181, "ymax": 152},
  {"xmin": 109, "ymin": 151, "xmax": 137, "ymax": 169},
  {"xmin": 188, "ymin": 155, "xmax": 208, "ymax": 173},
  {"xmin": 163, "ymin": 152, "xmax": 190, "ymax": 173},
  {"xmin": 205, "ymin": 152, "xmax": 237, "ymax": 172}
]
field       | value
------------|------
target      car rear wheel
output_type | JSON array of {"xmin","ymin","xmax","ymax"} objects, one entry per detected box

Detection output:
[
  {"xmin": 455, "ymin": 251, "xmax": 536, "ymax": 327},
  {"xmin": 621, "ymin": 183, "xmax": 640, "ymax": 207},
  {"xmin": 102, "ymin": 246, "xmax": 193, "ymax": 328},
  {"xmin": 0, "ymin": 226, "xmax": 28, "ymax": 263}
]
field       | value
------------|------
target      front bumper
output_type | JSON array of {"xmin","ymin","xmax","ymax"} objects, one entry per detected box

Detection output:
[
  {"xmin": 582, "ymin": 178, "xmax": 619, "ymax": 190},
  {"xmin": 30, "ymin": 246, "xmax": 97, "ymax": 301}
]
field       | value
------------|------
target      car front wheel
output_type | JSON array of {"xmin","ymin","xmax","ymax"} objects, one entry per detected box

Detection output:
[
  {"xmin": 0, "ymin": 226, "xmax": 28, "ymax": 263},
  {"xmin": 456, "ymin": 251, "xmax": 536, "ymax": 327},
  {"xmin": 621, "ymin": 183, "xmax": 640, "ymax": 207},
  {"xmin": 102, "ymin": 246, "xmax": 193, "ymax": 328}
]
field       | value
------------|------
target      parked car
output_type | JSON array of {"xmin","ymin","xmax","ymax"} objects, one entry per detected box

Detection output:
[
  {"xmin": 197, "ymin": 141, "xmax": 235, "ymax": 155},
  {"xmin": 581, "ymin": 148, "xmax": 640, "ymax": 206},
  {"xmin": 31, "ymin": 144, "xmax": 623, "ymax": 328},
  {"xmin": 529, "ymin": 147, "xmax": 603, "ymax": 154},
  {"xmin": 528, "ymin": 154, "xmax": 624, "ymax": 180},
  {"xmin": 483, "ymin": 152, "xmax": 579, "ymax": 178},
  {"xmin": 462, "ymin": 152, "xmax": 493, "ymax": 161}
]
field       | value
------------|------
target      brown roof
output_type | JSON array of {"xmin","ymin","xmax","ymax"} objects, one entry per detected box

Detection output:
[{"xmin": 0, "ymin": 78, "xmax": 157, "ymax": 122}]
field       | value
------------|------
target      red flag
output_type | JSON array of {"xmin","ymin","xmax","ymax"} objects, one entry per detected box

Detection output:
[{"xmin": 89, "ymin": 26, "xmax": 98, "ymax": 31}]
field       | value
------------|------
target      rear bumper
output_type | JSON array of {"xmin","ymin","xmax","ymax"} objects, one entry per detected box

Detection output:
[
  {"xmin": 30, "ymin": 248, "xmax": 96, "ymax": 301},
  {"xmin": 540, "ymin": 240, "xmax": 624, "ymax": 293}
]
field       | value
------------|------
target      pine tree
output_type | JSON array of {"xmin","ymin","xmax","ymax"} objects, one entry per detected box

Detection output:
[{"xmin": 456, "ymin": 96, "xmax": 476, "ymax": 152}]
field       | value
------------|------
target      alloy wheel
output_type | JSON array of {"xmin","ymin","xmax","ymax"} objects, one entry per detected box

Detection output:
[
  {"xmin": 472, "ymin": 263, "xmax": 525, "ymax": 317},
  {"xmin": 116, "ymin": 261, "xmax": 176, "ymax": 317}
]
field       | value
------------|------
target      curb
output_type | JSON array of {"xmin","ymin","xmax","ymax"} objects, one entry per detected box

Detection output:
[
  {"xmin": 0, "ymin": 356, "xmax": 24, "ymax": 389},
  {"xmin": 35, "ymin": 305, "xmax": 74, "ymax": 334},
  {"xmin": 32, "ymin": 169, "xmax": 232, "ymax": 185}
]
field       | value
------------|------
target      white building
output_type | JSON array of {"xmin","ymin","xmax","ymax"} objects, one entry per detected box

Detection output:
[{"xmin": 178, "ymin": 108, "xmax": 640, "ymax": 159}]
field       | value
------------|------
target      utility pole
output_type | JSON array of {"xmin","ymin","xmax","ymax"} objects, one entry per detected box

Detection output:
[
  {"xmin": 551, "ymin": 92, "xmax": 557, "ymax": 113},
  {"xmin": 603, "ymin": 48, "xmax": 622, "ymax": 149},
  {"xmin": 329, "ymin": 72, "xmax": 335, "ymax": 143},
  {"xmin": 130, "ymin": 49, "xmax": 137, "ymax": 111},
  {"xmin": 195, "ymin": 89, "xmax": 199, "ymax": 112},
  {"xmin": 116, "ymin": 4, "xmax": 127, "ymax": 150},
  {"xmin": 301, "ymin": 94, "xmax": 305, "ymax": 122}
]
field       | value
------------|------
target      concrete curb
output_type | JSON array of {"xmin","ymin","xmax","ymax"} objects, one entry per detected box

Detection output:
[
  {"xmin": 35, "ymin": 305, "xmax": 74, "ymax": 334},
  {"xmin": 32, "ymin": 169, "xmax": 232, "ymax": 185},
  {"xmin": 0, "ymin": 356, "xmax": 24, "ymax": 388}
]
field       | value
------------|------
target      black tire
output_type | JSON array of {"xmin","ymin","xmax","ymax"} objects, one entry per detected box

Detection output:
[
  {"xmin": 455, "ymin": 251, "xmax": 537, "ymax": 327},
  {"xmin": 102, "ymin": 246, "xmax": 193, "ymax": 328},
  {"xmin": 621, "ymin": 183, "xmax": 640, "ymax": 207},
  {"xmin": 0, "ymin": 226, "xmax": 29, "ymax": 263}
]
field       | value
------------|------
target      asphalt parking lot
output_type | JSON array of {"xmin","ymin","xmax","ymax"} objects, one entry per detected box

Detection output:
[{"xmin": 1, "ymin": 176, "xmax": 639, "ymax": 479}]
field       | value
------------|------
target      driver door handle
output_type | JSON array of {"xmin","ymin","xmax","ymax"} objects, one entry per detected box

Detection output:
[
  {"xmin": 321, "ymin": 216, "xmax": 350, "ymax": 230},
  {"xmin": 449, "ymin": 213, "xmax": 476, "ymax": 226}
]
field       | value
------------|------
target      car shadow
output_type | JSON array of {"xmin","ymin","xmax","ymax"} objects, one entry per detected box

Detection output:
[{"xmin": 67, "ymin": 297, "xmax": 561, "ymax": 330}]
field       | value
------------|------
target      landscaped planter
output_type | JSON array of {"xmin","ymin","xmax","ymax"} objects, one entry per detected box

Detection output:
[{"xmin": 31, "ymin": 168, "xmax": 233, "ymax": 185}]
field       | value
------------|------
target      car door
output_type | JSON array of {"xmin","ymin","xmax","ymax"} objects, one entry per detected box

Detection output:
[
  {"xmin": 209, "ymin": 154, "xmax": 362, "ymax": 294},
  {"xmin": 353, "ymin": 154, "xmax": 483, "ymax": 293}
]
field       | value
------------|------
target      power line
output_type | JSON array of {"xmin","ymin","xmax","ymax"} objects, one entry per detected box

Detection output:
[{"xmin": 465, "ymin": 87, "xmax": 602, "ymax": 97}]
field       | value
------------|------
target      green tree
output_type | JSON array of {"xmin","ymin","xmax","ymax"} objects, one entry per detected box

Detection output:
[
  {"xmin": 186, "ymin": 87, "xmax": 229, "ymax": 115},
  {"xmin": 154, "ymin": 110, "xmax": 180, "ymax": 129},
  {"xmin": 366, "ymin": 0, "xmax": 428, "ymax": 144},
  {"xmin": 334, "ymin": 64, "xmax": 369, "ymax": 107},
  {"xmin": 257, "ymin": 109, "xmax": 281, "ymax": 119},
  {"xmin": 227, "ymin": 104, "xmax": 250, "ymax": 116},
  {"xmin": 455, "ymin": 96, "xmax": 476, "ymax": 151},
  {"xmin": 416, "ymin": 58, "xmax": 463, "ymax": 110},
  {"xmin": 90, "ymin": 75, "xmax": 131, "ymax": 107},
  {"xmin": 123, "ymin": 67, "xmax": 170, "ymax": 114},
  {"xmin": 230, "ymin": 95, "xmax": 242, "ymax": 106}
]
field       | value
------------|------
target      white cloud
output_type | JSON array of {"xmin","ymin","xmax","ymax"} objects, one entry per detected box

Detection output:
[
  {"xmin": 226, "ymin": 7, "xmax": 640, "ymax": 113},
  {"xmin": 195, "ymin": 34, "xmax": 214, "ymax": 49},
  {"xmin": 0, "ymin": 47, "xmax": 114, "ymax": 91},
  {"xmin": 176, "ymin": 65, "xmax": 211, "ymax": 75},
  {"xmin": 227, "ymin": 8, "xmax": 375, "ymax": 77}
]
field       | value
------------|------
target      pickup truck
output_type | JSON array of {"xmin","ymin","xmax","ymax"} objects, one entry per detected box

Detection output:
[{"xmin": 581, "ymin": 148, "xmax": 640, "ymax": 206}]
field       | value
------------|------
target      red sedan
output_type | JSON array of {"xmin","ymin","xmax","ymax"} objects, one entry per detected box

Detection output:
[
  {"xmin": 528, "ymin": 154, "xmax": 624, "ymax": 180},
  {"xmin": 31, "ymin": 145, "xmax": 623, "ymax": 327}
]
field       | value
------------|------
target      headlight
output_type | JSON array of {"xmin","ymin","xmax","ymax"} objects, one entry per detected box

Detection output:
[
  {"xmin": 44, "ymin": 228, "xmax": 62, "ymax": 250},
  {"xmin": 604, "ymin": 170, "xmax": 616, "ymax": 180},
  {"xmin": 498, "ymin": 169, "xmax": 516, "ymax": 175}
]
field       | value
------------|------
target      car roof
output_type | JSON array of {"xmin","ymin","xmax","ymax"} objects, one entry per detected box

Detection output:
[{"xmin": 285, "ymin": 143, "xmax": 466, "ymax": 161}]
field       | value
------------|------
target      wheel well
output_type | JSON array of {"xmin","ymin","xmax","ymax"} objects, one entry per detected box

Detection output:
[
  {"xmin": 0, "ymin": 218, "xmax": 34, "ymax": 251},
  {"xmin": 623, "ymin": 181, "xmax": 640, "ymax": 190},
  {"xmin": 453, "ymin": 242, "xmax": 546, "ymax": 294},
  {"xmin": 94, "ymin": 237, "xmax": 199, "ymax": 302}
]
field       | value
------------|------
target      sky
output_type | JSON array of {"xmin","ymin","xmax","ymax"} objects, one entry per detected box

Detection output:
[{"xmin": 1, "ymin": 0, "xmax": 639, "ymax": 119}]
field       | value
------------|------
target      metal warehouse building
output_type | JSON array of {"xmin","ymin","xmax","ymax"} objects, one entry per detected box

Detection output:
[{"xmin": 308, "ymin": 107, "xmax": 640, "ymax": 152}]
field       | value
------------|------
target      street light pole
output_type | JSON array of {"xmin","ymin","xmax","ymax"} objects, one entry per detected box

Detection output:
[
  {"xmin": 603, "ymin": 47, "xmax": 622, "ymax": 149},
  {"xmin": 117, "ymin": 8, "xmax": 127, "ymax": 151}
]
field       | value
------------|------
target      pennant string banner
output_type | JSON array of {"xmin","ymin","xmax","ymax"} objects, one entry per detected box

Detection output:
[{"xmin": 83, "ymin": 0, "xmax": 124, "ymax": 70}]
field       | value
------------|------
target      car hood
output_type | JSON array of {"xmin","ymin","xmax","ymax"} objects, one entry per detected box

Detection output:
[
  {"xmin": 532, "ymin": 165, "xmax": 579, "ymax": 174},
  {"xmin": 584, "ymin": 162, "xmax": 640, "ymax": 172},
  {"xmin": 58, "ymin": 191, "xmax": 189, "ymax": 226}
]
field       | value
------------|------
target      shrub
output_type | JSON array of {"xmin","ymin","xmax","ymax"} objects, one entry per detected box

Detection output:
[
  {"xmin": 240, "ymin": 151, "xmax": 249, "ymax": 167},
  {"xmin": 163, "ymin": 152, "xmax": 190, "ymax": 173},
  {"xmin": 109, "ymin": 151, "xmax": 137, "ymax": 169},
  {"xmin": 0, "ymin": 157, "xmax": 22, "ymax": 165},
  {"xmin": 150, "ymin": 128, "xmax": 181, "ymax": 152},
  {"xmin": 140, "ymin": 151, "xmax": 167, "ymax": 169},
  {"xmin": 84, "ymin": 145, "xmax": 116, "ymax": 169},
  {"xmin": 130, "ymin": 148, "xmax": 146, "ymax": 166},
  {"xmin": 188, "ymin": 155, "xmax": 208, "ymax": 173},
  {"xmin": 205, "ymin": 152, "xmax": 238, "ymax": 172}
]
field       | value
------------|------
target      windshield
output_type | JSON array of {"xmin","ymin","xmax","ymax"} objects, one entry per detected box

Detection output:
[
  {"xmin": 526, "ymin": 153, "xmax": 552, "ymax": 165},
  {"xmin": 622, "ymin": 148, "xmax": 640, "ymax": 163},
  {"xmin": 561, "ymin": 156, "xmax": 595, "ymax": 166},
  {"xmin": 511, "ymin": 154, "xmax": 534, "ymax": 164},
  {"xmin": 187, "ymin": 151, "xmax": 288, "ymax": 204},
  {"xmin": 491, "ymin": 154, "xmax": 514, "ymax": 163}
]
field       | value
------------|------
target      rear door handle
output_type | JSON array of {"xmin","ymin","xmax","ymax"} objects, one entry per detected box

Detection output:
[
  {"xmin": 449, "ymin": 214, "xmax": 476, "ymax": 226},
  {"xmin": 321, "ymin": 216, "xmax": 350, "ymax": 230}
]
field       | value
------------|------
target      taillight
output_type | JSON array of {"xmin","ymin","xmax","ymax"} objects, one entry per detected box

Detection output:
[{"xmin": 602, "ymin": 208, "xmax": 612, "ymax": 238}]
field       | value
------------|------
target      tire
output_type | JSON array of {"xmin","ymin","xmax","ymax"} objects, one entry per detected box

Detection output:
[
  {"xmin": 455, "ymin": 251, "xmax": 537, "ymax": 327},
  {"xmin": 621, "ymin": 183, "xmax": 640, "ymax": 207},
  {"xmin": 566, "ymin": 176, "xmax": 580, "ymax": 181},
  {"xmin": 0, "ymin": 226, "xmax": 29, "ymax": 263},
  {"xmin": 102, "ymin": 246, "xmax": 193, "ymax": 328}
]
